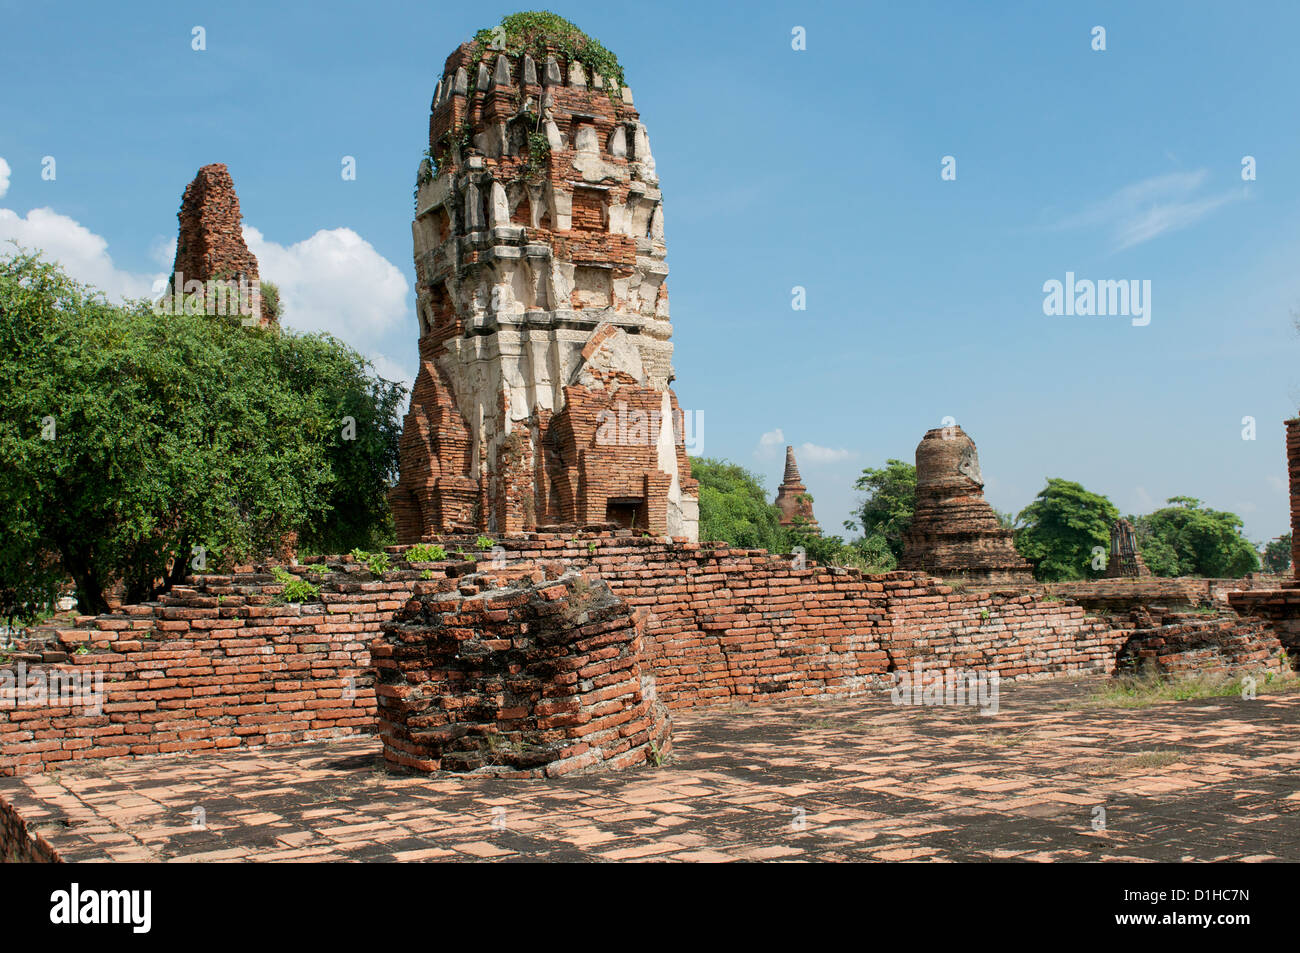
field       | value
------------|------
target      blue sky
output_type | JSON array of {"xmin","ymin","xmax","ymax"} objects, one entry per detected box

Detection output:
[{"xmin": 3, "ymin": 0, "xmax": 1299, "ymax": 543}]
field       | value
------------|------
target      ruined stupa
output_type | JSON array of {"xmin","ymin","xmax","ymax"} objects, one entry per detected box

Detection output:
[
  {"xmin": 900, "ymin": 425, "xmax": 1033, "ymax": 583},
  {"xmin": 389, "ymin": 15, "xmax": 698, "ymax": 541},
  {"xmin": 167, "ymin": 163, "xmax": 265, "ymax": 326},
  {"xmin": 1103, "ymin": 517, "xmax": 1150, "ymax": 578},
  {"xmin": 774, "ymin": 446, "xmax": 818, "ymax": 532}
]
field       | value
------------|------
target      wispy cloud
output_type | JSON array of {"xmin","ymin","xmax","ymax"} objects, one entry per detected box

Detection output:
[
  {"xmin": 755, "ymin": 428, "xmax": 785, "ymax": 459},
  {"xmin": 754, "ymin": 428, "xmax": 853, "ymax": 465},
  {"xmin": 795, "ymin": 442, "xmax": 854, "ymax": 465},
  {"xmin": 1051, "ymin": 170, "xmax": 1241, "ymax": 251}
]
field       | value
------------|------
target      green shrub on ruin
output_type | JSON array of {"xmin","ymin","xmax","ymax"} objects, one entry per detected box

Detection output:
[
  {"xmin": 0, "ymin": 249, "xmax": 404, "ymax": 614},
  {"xmin": 405, "ymin": 543, "xmax": 448, "ymax": 562},
  {"xmin": 271, "ymin": 567, "xmax": 321, "ymax": 604},
  {"xmin": 471, "ymin": 11, "xmax": 626, "ymax": 89}
]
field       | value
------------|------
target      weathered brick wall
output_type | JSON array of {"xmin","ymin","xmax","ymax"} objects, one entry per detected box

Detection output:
[
  {"xmin": 1115, "ymin": 612, "xmax": 1289, "ymax": 679},
  {"xmin": 0, "ymin": 564, "xmax": 423, "ymax": 776},
  {"xmin": 0, "ymin": 533, "xmax": 1136, "ymax": 776},
  {"xmin": 1289, "ymin": 418, "xmax": 1300, "ymax": 578},
  {"xmin": 376, "ymin": 564, "xmax": 671, "ymax": 776},
  {"xmin": 1228, "ymin": 587, "xmax": 1300, "ymax": 655},
  {"xmin": 420, "ymin": 534, "xmax": 1124, "ymax": 706},
  {"xmin": 884, "ymin": 578, "xmax": 1123, "ymax": 678},
  {"xmin": 0, "ymin": 793, "xmax": 58, "ymax": 861},
  {"xmin": 1045, "ymin": 575, "xmax": 1282, "ymax": 611}
]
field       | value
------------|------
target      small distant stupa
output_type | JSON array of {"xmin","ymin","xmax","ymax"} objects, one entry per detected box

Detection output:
[
  {"xmin": 774, "ymin": 446, "xmax": 818, "ymax": 532},
  {"xmin": 1103, "ymin": 517, "xmax": 1151, "ymax": 578},
  {"xmin": 900, "ymin": 424, "xmax": 1033, "ymax": 583}
]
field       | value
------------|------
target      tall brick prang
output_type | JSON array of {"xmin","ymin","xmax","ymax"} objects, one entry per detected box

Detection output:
[
  {"xmin": 388, "ymin": 16, "xmax": 698, "ymax": 542},
  {"xmin": 169, "ymin": 163, "xmax": 265, "ymax": 326},
  {"xmin": 900, "ymin": 425, "xmax": 1033, "ymax": 583},
  {"xmin": 774, "ymin": 445, "xmax": 818, "ymax": 531}
]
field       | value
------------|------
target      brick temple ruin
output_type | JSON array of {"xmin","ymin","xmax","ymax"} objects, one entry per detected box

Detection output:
[
  {"xmin": 774, "ymin": 445, "xmax": 819, "ymax": 531},
  {"xmin": 387, "ymin": 33, "xmax": 697, "ymax": 541},
  {"xmin": 166, "ymin": 163, "xmax": 266, "ymax": 326},
  {"xmin": 0, "ymin": 19, "xmax": 1295, "ymax": 805},
  {"xmin": 900, "ymin": 425, "xmax": 1033, "ymax": 583}
]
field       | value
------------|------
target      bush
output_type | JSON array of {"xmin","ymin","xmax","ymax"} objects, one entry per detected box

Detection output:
[
  {"xmin": 271, "ymin": 567, "xmax": 320, "ymax": 604},
  {"xmin": 0, "ymin": 249, "xmax": 404, "ymax": 613},
  {"xmin": 405, "ymin": 543, "xmax": 448, "ymax": 562}
]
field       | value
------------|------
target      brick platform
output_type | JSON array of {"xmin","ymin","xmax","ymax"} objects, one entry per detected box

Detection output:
[{"xmin": 3, "ymin": 679, "xmax": 1298, "ymax": 862}]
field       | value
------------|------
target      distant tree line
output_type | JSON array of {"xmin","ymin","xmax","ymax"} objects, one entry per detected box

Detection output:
[{"xmin": 693, "ymin": 454, "xmax": 1275, "ymax": 582}]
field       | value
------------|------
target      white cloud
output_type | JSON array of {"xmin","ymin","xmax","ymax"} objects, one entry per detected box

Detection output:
[
  {"xmin": 0, "ymin": 208, "xmax": 415, "ymax": 400},
  {"xmin": 243, "ymin": 225, "xmax": 410, "ymax": 342},
  {"xmin": 1051, "ymin": 170, "xmax": 1241, "ymax": 251},
  {"xmin": 364, "ymin": 350, "xmax": 416, "ymax": 405},
  {"xmin": 795, "ymin": 442, "xmax": 853, "ymax": 465},
  {"xmin": 755, "ymin": 428, "xmax": 785, "ymax": 458},
  {"xmin": 0, "ymin": 206, "xmax": 162, "ymax": 301},
  {"xmin": 0, "ymin": 157, "xmax": 10, "ymax": 199},
  {"xmin": 149, "ymin": 236, "xmax": 176, "ymax": 268}
]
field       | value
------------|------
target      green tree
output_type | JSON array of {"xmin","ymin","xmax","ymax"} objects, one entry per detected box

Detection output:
[
  {"xmin": 846, "ymin": 459, "xmax": 916, "ymax": 560},
  {"xmin": 1132, "ymin": 498, "xmax": 1260, "ymax": 578},
  {"xmin": 0, "ymin": 250, "xmax": 404, "ymax": 614},
  {"xmin": 1262, "ymin": 534, "xmax": 1292, "ymax": 575},
  {"xmin": 1014, "ymin": 479, "xmax": 1118, "ymax": 581},
  {"xmin": 691, "ymin": 457, "xmax": 788, "ymax": 551}
]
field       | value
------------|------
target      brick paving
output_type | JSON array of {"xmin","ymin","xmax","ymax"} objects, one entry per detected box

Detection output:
[{"xmin": 3, "ymin": 678, "xmax": 1298, "ymax": 862}]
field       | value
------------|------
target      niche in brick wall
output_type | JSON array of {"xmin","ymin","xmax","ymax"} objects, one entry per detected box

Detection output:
[
  {"xmin": 429, "ymin": 282, "xmax": 454, "ymax": 328},
  {"xmin": 572, "ymin": 187, "xmax": 607, "ymax": 232},
  {"xmin": 606, "ymin": 497, "xmax": 646, "ymax": 529}
]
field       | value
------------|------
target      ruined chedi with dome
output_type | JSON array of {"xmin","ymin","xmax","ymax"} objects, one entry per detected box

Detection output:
[
  {"xmin": 388, "ymin": 14, "xmax": 698, "ymax": 542},
  {"xmin": 900, "ymin": 425, "xmax": 1033, "ymax": 583}
]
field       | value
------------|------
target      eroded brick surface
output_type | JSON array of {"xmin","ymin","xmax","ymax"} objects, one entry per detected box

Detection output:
[
  {"xmin": 168, "ymin": 163, "xmax": 265, "ymax": 325},
  {"xmin": 375, "ymin": 566, "xmax": 670, "ymax": 776}
]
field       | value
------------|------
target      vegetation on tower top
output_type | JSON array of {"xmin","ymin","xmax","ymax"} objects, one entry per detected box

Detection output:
[{"xmin": 471, "ymin": 11, "xmax": 625, "ymax": 89}]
